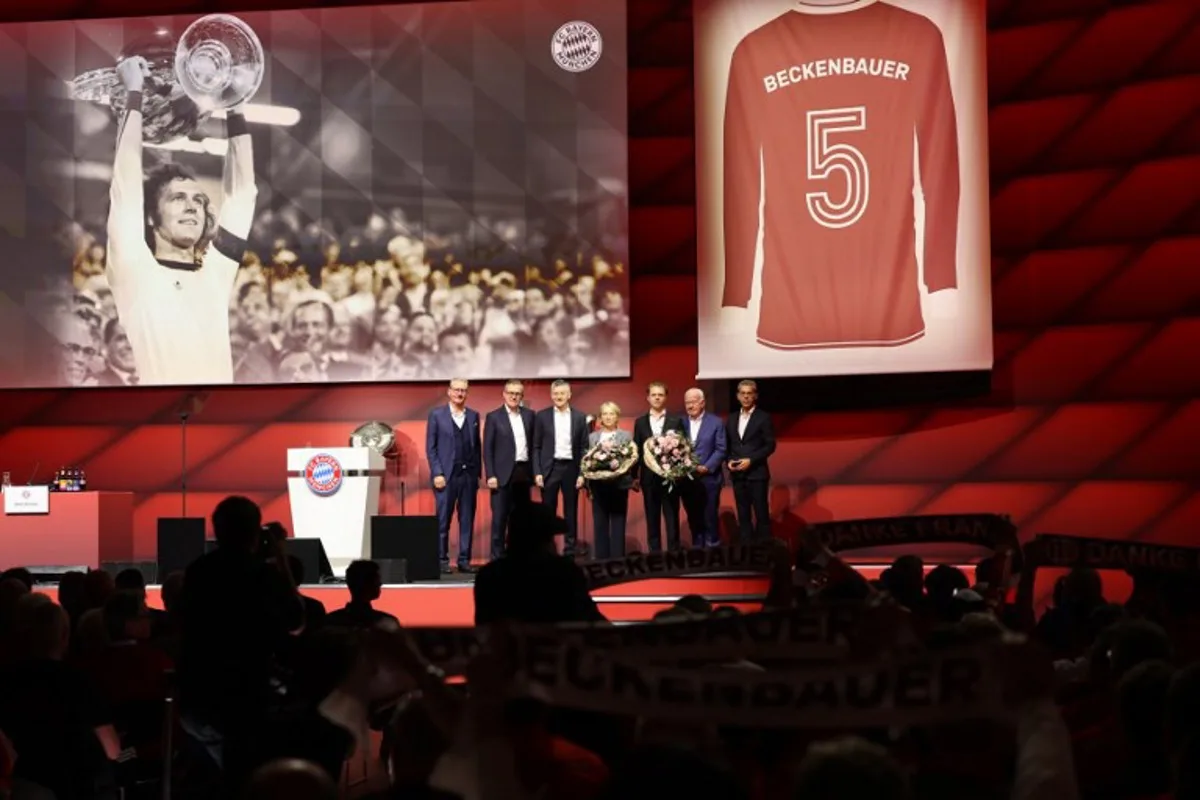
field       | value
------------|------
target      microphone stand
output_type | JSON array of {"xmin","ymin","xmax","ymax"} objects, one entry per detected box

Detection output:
[
  {"xmin": 179, "ymin": 410, "xmax": 189, "ymax": 518},
  {"xmin": 398, "ymin": 449, "xmax": 407, "ymax": 516}
]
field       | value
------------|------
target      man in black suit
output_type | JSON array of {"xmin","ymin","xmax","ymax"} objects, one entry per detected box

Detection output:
[
  {"xmin": 533, "ymin": 379, "xmax": 589, "ymax": 556},
  {"xmin": 483, "ymin": 378, "xmax": 536, "ymax": 561},
  {"xmin": 726, "ymin": 379, "xmax": 777, "ymax": 542},
  {"xmin": 95, "ymin": 319, "xmax": 140, "ymax": 385},
  {"xmin": 632, "ymin": 381, "xmax": 688, "ymax": 552}
]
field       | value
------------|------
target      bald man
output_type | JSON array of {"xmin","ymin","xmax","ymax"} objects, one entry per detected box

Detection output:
[
  {"xmin": 681, "ymin": 388, "xmax": 726, "ymax": 548},
  {"xmin": 244, "ymin": 758, "xmax": 337, "ymax": 800}
]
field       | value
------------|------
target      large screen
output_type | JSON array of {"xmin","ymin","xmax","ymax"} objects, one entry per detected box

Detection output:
[
  {"xmin": 694, "ymin": 0, "xmax": 992, "ymax": 379},
  {"xmin": 0, "ymin": 1, "xmax": 628, "ymax": 388}
]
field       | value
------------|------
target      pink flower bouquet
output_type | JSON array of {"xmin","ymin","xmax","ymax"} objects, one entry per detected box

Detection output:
[
  {"xmin": 580, "ymin": 438, "xmax": 639, "ymax": 481},
  {"xmin": 642, "ymin": 430, "xmax": 697, "ymax": 490}
]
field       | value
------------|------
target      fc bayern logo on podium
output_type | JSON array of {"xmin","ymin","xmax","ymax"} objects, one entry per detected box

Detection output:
[{"xmin": 304, "ymin": 453, "xmax": 343, "ymax": 496}]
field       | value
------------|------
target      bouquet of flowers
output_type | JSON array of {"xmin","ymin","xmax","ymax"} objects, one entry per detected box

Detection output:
[
  {"xmin": 642, "ymin": 430, "xmax": 697, "ymax": 490},
  {"xmin": 580, "ymin": 437, "xmax": 639, "ymax": 481}
]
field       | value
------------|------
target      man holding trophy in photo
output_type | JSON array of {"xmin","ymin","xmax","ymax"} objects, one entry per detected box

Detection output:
[{"xmin": 98, "ymin": 15, "xmax": 263, "ymax": 386}]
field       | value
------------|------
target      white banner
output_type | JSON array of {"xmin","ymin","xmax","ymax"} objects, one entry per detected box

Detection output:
[
  {"xmin": 580, "ymin": 541, "xmax": 775, "ymax": 589},
  {"xmin": 516, "ymin": 636, "xmax": 1004, "ymax": 728},
  {"xmin": 408, "ymin": 603, "xmax": 867, "ymax": 673}
]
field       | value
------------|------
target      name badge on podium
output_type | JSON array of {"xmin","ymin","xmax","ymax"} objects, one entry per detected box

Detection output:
[{"xmin": 4, "ymin": 486, "xmax": 50, "ymax": 515}]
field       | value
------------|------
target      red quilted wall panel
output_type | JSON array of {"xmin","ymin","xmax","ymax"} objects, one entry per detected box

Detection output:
[{"xmin": 0, "ymin": 0, "xmax": 1197, "ymax": 617}]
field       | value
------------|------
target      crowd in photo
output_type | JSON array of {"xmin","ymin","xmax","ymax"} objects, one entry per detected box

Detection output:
[
  {"xmin": 4, "ymin": 484, "xmax": 1200, "ymax": 798},
  {"xmin": 37, "ymin": 206, "xmax": 629, "ymax": 388}
]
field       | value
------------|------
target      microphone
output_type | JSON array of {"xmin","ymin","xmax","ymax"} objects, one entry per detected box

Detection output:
[{"xmin": 25, "ymin": 461, "xmax": 40, "ymax": 485}]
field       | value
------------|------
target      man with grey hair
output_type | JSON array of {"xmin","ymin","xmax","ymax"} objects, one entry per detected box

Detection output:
[
  {"xmin": 426, "ymin": 378, "xmax": 482, "ymax": 573},
  {"xmin": 725, "ymin": 379, "xmax": 776, "ymax": 541},
  {"xmin": 484, "ymin": 379, "xmax": 536, "ymax": 560},
  {"xmin": 681, "ymin": 387, "xmax": 726, "ymax": 548},
  {"xmin": 533, "ymin": 379, "xmax": 589, "ymax": 556},
  {"xmin": 53, "ymin": 314, "xmax": 102, "ymax": 387}
]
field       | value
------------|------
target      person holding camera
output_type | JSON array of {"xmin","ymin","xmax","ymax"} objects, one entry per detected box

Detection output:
[{"xmin": 176, "ymin": 496, "xmax": 303, "ymax": 787}]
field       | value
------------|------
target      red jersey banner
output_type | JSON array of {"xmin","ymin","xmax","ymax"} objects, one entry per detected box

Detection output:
[{"xmin": 694, "ymin": 0, "xmax": 992, "ymax": 378}]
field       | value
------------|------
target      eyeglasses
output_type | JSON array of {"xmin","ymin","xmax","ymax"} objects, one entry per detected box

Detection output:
[{"xmin": 61, "ymin": 342, "xmax": 98, "ymax": 358}]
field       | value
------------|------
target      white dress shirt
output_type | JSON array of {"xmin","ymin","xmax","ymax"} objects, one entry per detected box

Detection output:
[
  {"xmin": 689, "ymin": 414, "xmax": 703, "ymax": 441},
  {"xmin": 738, "ymin": 408, "xmax": 754, "ymax": 438},
  {"xmin": 507, "ymin": 406, "xmax": 529, "ymax": 462},
  {"xmin": 110, "ymin": 366, "xmax": 138, "ymax": 386},
  {"xmin": 449, "ymin": 404, "xmax": 466, "ymax": 429},
  {"xmin": 648, "ymin": 411, "xmax": 665, "ymax": 436},
  {"xmin": 553, "ymin": 407, "xmax": 573, "ymax": 459}
]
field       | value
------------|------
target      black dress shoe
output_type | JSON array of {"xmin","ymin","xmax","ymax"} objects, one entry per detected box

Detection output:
[
  {"xmin": 457, "ymin": 564, "xmax": 476, "ymax": 574},
  {"xmin": 440, "ymin": 564, "xmax": 452, "ymax": 575}
]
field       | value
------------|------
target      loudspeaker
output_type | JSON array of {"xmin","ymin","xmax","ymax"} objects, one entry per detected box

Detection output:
[
  {"xmin": 376, "ymin": 558, "xmax": 408, "ymax": 584},
  {"xmin": 371, "ymin": 516, "xmax": 439, "ymax": 582},
  {"xmin": 156, "ymin": 517, "xmax": 206, "ymax": 578},
  {"xmin": 100, "ymin": 561, "xmax": 158, "ymax": 585},
  {"xmin": 285, "ymin": 538, "xmax": 334, "ymax": 584}
]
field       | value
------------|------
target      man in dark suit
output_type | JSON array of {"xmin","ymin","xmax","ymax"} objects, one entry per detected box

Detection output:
[
  {"xmin": 633, "ymin": 381, "xmax": 688, "ymax": 552},
  {"xmin": 726, "ymin": 379, "xmax": 777, "ymax": 542},
  {"xmin": 532, "ymin": 379, "xmax": 589, "ymax": 556},
  {"xmin": 483, "ymin": 378, "xmax": 536, "ymax": 560},
  {"xmin": 681, "ymin": 387, "xmax": 727, "ymax": 548},
  {"xmin": 425, "ymin": 377, "xmax": 482, "ymax": 574},
  {"xmin": 95, "ymin": 318, "xmax": 140, "ymax": 386}
]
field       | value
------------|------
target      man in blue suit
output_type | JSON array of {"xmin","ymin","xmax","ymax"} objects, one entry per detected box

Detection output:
[
  {"xmin": 425, "ymin": 377, "xmax": 482, "ymax": 574},
  {"xmin": 483, "ymin": 378, "xmax": 536, "ymax": 561},
  {"xmin": 681, "ymin": 387, "xmax": 726, "ymax": 548}
]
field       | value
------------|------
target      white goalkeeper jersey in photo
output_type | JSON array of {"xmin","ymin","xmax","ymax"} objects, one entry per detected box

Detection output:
[
  {"xmin": 106, "ymin": 244, "xmax": 240, "ymax": 386},
  {"xmin": 105, "ymin": 106, "xmax": 255, "ymax": 386}
]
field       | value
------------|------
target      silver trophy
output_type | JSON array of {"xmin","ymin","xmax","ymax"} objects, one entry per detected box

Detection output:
[
  {"xmin": 350, "ymin": 422, "xmax": 398, "ymax": 457},
  {"xmin": 68, "ymin": 14, "xmax": 264, "ymax": 144}
]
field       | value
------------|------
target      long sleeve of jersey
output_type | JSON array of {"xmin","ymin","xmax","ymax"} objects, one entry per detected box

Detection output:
[
  {"xmin": 917, "ymin": 27, "xmax": 959, "ymax": 292},
  {"xmin": 204, "ymin": 113, "xmax": 257, "ymax": 285},
  {"xmin": 722, "ymin": 40, "xmax": 758, "ymax": 309},
  {"xmin": 217, "ymin": 114, "xmax": 257, "ymax": 241},
  {"xmin": 106, "ymin": 94, "xmax": 152, "ymax": 289}
]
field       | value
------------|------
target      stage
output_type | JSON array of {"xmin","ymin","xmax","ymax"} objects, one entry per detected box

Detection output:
[
  {"xmin": 34, "ymin": 572, "xmax": 768, "ymax": 625},
  {"xmin": 31, "ymin": 563, "xmax": 923, "ymax": 625}
]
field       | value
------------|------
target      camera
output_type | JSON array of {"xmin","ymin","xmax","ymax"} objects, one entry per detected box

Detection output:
[{"xmin": 259, "ymin": 520, "xmax": 288, "ymax": 553}]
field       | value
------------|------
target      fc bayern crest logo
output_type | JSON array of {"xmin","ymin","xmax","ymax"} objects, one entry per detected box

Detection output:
[
  {"xmin": 551, "ymin": 21, "xmax": 603, "ymax": 73},
  {"xmin": 304, "ymin": 453, "xmax": 343, "ymax": 497}
]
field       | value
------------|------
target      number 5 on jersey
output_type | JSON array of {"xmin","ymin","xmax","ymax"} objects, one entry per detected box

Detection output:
[{"xmin": 805, "ymin": 106, "xmax": 869, "ymax": 230}]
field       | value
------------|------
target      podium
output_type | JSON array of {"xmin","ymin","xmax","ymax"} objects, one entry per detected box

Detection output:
[
  {"xmin": 0, "ymin": 491, "xmax": 134, "ymax": 570},
  {"xmin": 287, "ymin": 447, "xmax": 385, "ymax": 577}
]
